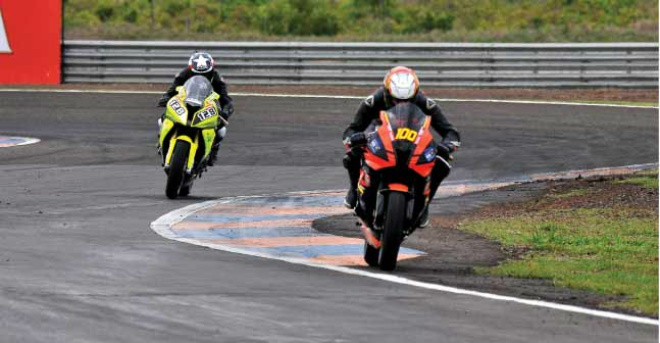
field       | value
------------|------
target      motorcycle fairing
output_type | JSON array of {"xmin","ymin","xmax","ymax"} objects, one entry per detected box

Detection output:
[
  {"xmin": 201, "ymin": 128, "xmax": 216, "ymax": 158},
  {"xmin": 364, "ymin": 108, "xmax": 435, "ymax": 178},
  {"xmin": 165, "ymin": 95, "xmax": 188, "ymax": 126},
  {"xmin": 163, "ymin": 128, "xmax": 215, "ymax": 172},
  {"xmin": 192, "ymin": 92, "xmax": 221, "ymax": 129},
  {"xmin": 169, "ymin": 133, "xmax": 194, "ymax": 169},
  {"xmin": 387, "ymin": 183, "xmax": 409, "ymax": 192},
  {"xmin": 364, "ymin": 111, "xmax": 396, "ymax": 171},
  {"xmin": 407, "ymin": 118, "xmax": 435, "ymax": 178},
  {"xmin": 160, "ymin": 86, "xmax": 220, "ymax": 171},
  {"xmin": 159, "ymin": 117, "xmax": 175, "ymax": 148},
  {"xmin": 167, "ymin": 86, "xmax": 220, "ymax": 129},
  {"xmin": 357, "ymin": 103, "xmax": 436, "ymax": 233}
]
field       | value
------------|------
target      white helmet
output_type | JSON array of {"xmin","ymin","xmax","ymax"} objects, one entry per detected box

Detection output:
[
  {"xmin": 383, "ymin": 66, "xmax": 420, "ymax": 100},
  {"xmin": 188, "ymin": 52, "xmax": 215, "ymax": 74}
]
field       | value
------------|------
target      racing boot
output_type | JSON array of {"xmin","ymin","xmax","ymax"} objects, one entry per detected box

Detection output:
[
  {"xmin": 156, "ymin": 117, "xmax": 163, "ymax": 156},
  {"xmin": 418, "ymin": 156, "xmax": 451, "ymax": 228},
  {"xmin": 343, "ymin": 151, "xmax": 361, "ymax": 209},
  {"xmin": 344, "ymin": 187, "xmax": 358, "ymax": 209},
  {"xmin": 207, "ymin": 136, "xmax": 222, "ymax": 166},
  {"xmin": 418, "ymin": 207, "xmax": 430, "ymax": 228}
]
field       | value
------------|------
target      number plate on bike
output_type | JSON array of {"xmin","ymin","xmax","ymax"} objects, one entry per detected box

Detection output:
[
  {"xmin": 394, "ymin": 128, "xmax": 418, "ymax": 142},
  {"xmin": 195, "ymin": 107, "xmax": 217, "ymax": 122}
]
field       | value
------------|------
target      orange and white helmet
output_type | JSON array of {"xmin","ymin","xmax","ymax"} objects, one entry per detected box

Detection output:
[{"xmin": 383, "ymin": 66, "xmax": 420, "ymax": 100}]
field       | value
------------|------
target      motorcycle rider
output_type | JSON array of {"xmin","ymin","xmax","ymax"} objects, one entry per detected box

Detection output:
[
  {"xmin": 157, "ymin": 51, "xmax": 234, "ymax": 166},
  {"xmin": 342, "ymin": 66, "xmax": 461, "ymax": 228}
]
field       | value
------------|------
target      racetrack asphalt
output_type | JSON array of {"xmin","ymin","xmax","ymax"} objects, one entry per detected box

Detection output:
[{"xmin": 0, "ymin": 91, "xmax": 657, "ymax": 342}]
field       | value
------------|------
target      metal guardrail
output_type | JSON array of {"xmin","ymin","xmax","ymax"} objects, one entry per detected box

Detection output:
[{"xmin": 63, "ymin": 41, "xmax": 659, "ymax": 88}]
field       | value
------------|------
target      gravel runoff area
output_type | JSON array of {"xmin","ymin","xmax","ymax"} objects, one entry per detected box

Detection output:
[
  {"xmin": 2, "ymin": 83, "xmax": 658, "ymax": 103},
  {"xmin": 313, "ymin": 173, "xmax": 659, "ymax": 317}
]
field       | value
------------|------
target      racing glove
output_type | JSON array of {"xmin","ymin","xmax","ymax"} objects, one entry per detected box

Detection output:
[
  {"xmin": 345, "ymin": 132, "xmax": 368, "ymax": 147},
  {"xmin": 222, "ymin": 102, "xmax": 234, "ymax": 118},
  {"xmin": 157, "ymin": 95, "xmax": 170, "ymax": 108},
  {"xmin": 215, "ymin": 101, "xmax": 232, "ymax": 126},
  {"xmin": 437, "ymin": 141, "xmax": 459, "ymax": 161}
]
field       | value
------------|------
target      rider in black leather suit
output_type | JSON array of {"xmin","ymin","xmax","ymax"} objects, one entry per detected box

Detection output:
[
  {"xmin": 342, "ymin": 66, "xmax": 461, "ymax": 228},
  {"xmin": 157, "ymin": 52, "xmax": 234, "ymax": 166}
]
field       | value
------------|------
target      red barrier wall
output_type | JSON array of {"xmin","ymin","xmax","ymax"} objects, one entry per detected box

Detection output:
[{"xmin": 0, "ymin": 0, "xmax": 61, "ymax": 84}]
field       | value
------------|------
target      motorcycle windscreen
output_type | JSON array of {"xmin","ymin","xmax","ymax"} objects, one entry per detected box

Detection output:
[
  {"xmin": 183, "ymin": 76, "xmax": 213, "ymax": 107},
  {"xmin": 385, "ymin": 103, "xmax": 427, "ymax": 152}
]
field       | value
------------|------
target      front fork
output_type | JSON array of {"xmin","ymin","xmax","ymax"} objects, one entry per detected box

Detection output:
[
  {"xmin": 375, "ymin": 186, "xmax": 413, "ymax": 231},
  {"xmin": 164, "ymin": 134, "xmax": 198, "ymax": 173},
  {"xmin": 160, "ymin": 119, "xmax": 216, "ymax": 173},
  {"xmin": 161, "ymin": 129, "xmax": 198, "ymax": 174},
  {"xmin": 358, "ymin": 169, "xmax": 430, "ymax": 234},
  {"xmin": 357, "ymin": 176, "xmax": 414, "ymax": 229}
]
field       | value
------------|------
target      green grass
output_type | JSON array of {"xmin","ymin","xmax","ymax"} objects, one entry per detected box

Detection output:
[
  {"xmin": 462, "ymin": 208, "xmax": 658, "ymax": 315},
  {"xmin": 636, "ymin": 169, "xmax": 660, "ymax": 176},
  {"xmin": 548, "ymin": 188, "xmax": 591, "ymax": 199},
  {"xmin": 63, "ymin": 0, "xmax": 659, "ymax": 43},
  {"xmin": 616, "ymin": 176, "xmax": 659, "ymax": 190}
]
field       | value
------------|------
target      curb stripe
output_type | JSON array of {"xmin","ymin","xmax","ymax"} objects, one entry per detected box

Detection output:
[
  {"xmin": 172, "ymin": 218, "xmax": 311, "ymax": 230},
  {"xmin": 151, "ymin": 162, "xmax": 659, "ymax": 326},
  {"xmin": 183, "ymin": 213, "xmax": 324, "ymax": 223},
  {"xmin": 196, "ymin": 206, "xmax": 350, "ymax": 216},
  {"xmin": 0, "ymin": 136, "xmax": 40, "ymax": 148},
  {"xmin": 308, "ymin": 254, "xmax": 421, "ymax": 266},
  {"xmin": 207, "ymin": 236, "xmax": 364, "ymax": 248},
  {"xmin": 155, "ymin": 192, "xmax": 425, "ymax": 265},
  {"xmin": 171, "ymin": 227, "xmax": 317, "ymax": 239}
]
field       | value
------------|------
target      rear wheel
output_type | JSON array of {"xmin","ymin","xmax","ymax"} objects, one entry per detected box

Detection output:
[
  {"xmin": 379, "ymin": 192, "xmax": 406, "ymax": 271},
  {"xmin": 165, "ymin": 141, "xmax": 190, "ymax": 199}
]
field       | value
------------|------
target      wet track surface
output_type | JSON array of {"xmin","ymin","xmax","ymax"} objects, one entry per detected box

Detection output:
[{"xmin": 0, "ymin": 91, "xmax": 657, "ymax": 342}]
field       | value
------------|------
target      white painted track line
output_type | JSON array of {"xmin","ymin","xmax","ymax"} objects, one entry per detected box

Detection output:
[{"xmin": 0, "ymin": 88, "xmax": 657, "ymax": 109}]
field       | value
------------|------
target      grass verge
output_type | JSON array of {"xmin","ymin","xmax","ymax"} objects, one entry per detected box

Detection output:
[
  {"xmin": 459, "ymin": 174, "xmax": 659, "ymax": 316},
  {"xmin": 616, "ymin": 176, "xmax": 659, "ymax": 190}
]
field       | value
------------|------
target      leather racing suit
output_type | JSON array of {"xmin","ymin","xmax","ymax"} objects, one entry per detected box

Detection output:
[
  {"xmin": 158, "ymin": 68, "xmax": 234, "ymax": 166},
  {"xmin": 159, "ymin": 68, "xmax": 234, "ymax": 117},
  {"xmin": 342, "ymin": 86, "xmax": 461, "ymax": 211}
]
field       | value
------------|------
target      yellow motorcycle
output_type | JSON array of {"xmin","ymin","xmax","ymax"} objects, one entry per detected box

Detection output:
[{"xmin": 159, "ymin": 76, "xmax": 227, "ymax": 199}]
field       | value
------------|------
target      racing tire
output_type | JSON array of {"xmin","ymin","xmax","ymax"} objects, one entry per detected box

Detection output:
[
  {"xmin": 179, "ymin": 174, "xmax": 193, "ymax": 197},
  {"xmin": 379, "ymin": 192, "xmax": 406, "ymax": 271},
  {"xmin": 363, "ymin": 241, "xmax": 379, "ymax": 267},
  {"xmin": 165, "ymin": 141, "xmax": 190, "ymax": 199}
]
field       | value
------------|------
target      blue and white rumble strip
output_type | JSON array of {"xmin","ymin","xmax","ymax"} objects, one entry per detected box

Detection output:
[{"xmin": 0, "ymin": 136, "xmax": 39, "ymax": 148}]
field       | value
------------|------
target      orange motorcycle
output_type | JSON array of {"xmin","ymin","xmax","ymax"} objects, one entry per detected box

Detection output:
[{"xmin": 354, "ymin": 102, "xmax": 437, "ymax": 271}]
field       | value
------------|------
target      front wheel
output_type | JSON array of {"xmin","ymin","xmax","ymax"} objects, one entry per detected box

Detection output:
[
  {"xmin": 379, "ymin": 192, "xmax": 406, "ymax": 271},
  {"xmin": 165, "ymin": 141, "xmax": 190, "ymax": 199}
]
